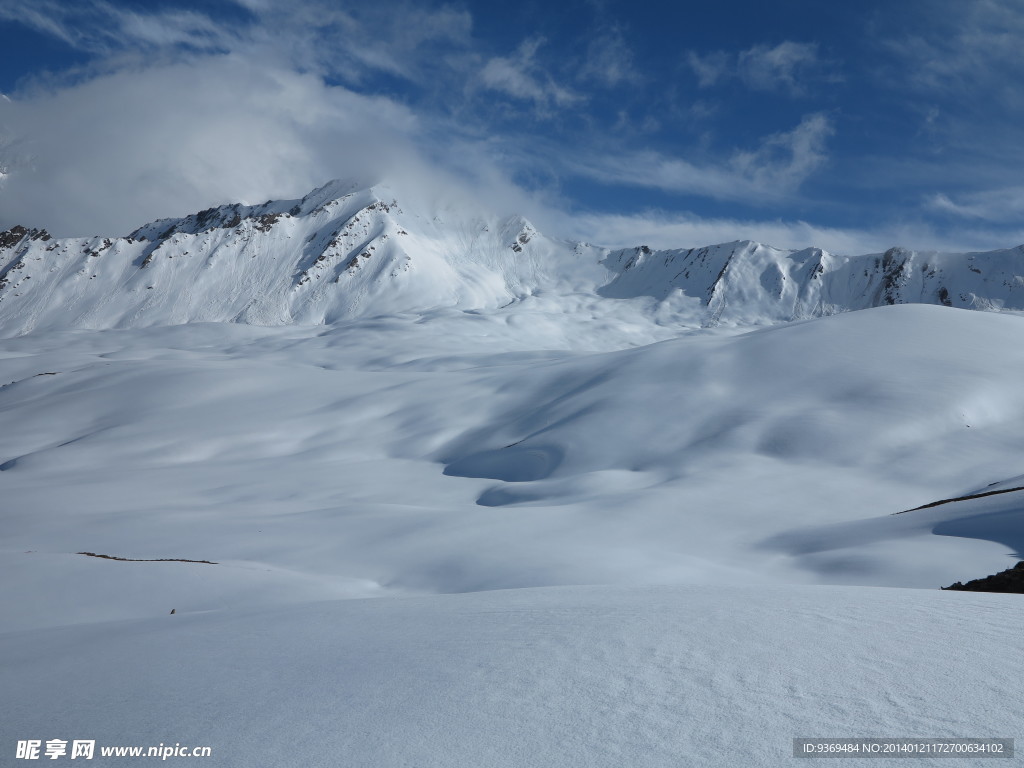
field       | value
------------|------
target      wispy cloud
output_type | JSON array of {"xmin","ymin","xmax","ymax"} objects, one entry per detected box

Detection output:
[
  {"xmin": 926, "ymin": 187, "xmax": 1024, "ymax": 223},
  {"xmin": 868, "ymin": 1, "xmax": 1024, "ymax": 228},
  {"xmin": 577, "ymin": 24, "xmax": 641, "ymax": 87},
  {"xmin": 559, "ymin": 208, "xmax": 1024, "ymax": 256},
  {"xmin": 568, "ymin": 113, "xmax": 833, "ymax": 203},
  {"xmin": 881, "ymin": 0, "xmax": 1024, "ymax": 104},
  {"xmin": 729, "ymin": 112, "xmax": 834, "ymax": 189},
  {"xmin": 560, "ymin": 209, "xmax": 878, "ymax": 254},
  {"xmin": 0, "ymin": 0, "xmax": 476, "ymax": 87},
  {"xmin": 0, "ymin": 0, "xmax": 238, "ymax": 55},
  {"xmin": 478, "ymin": 38, "xmax": 580, "ymax": 112},
  {"xmin": 737, "ymin": 42, "xmax": 831, "ymax": 95},
  {"xmin": 687, "ymin": 50, "xmax": 731, "ymax": 89},
  {"xmin": 688, "ymin": 41, "xmax": 837, "ymax": 96}
]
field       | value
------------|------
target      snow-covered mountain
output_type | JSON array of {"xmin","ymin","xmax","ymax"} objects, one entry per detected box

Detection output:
[
  {"xmin": 2, "ymin": 180, "xmax": 1023, "ymax": 335},
  {"xmin": 0, "ymin": 181, "xmax": 603, "ymax": 335},
  {"xmin": 601, "ymin": 239, "xmax": 1024, "ymax": 325}
]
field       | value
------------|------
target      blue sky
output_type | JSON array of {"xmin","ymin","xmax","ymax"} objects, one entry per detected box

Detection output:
[{"xmin": 1, "ymin": 0, "xmax": 1023, "ymax": 253}]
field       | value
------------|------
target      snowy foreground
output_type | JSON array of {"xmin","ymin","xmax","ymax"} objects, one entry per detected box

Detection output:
[
  {"xmin": 5, "ymin": 585, "xmax": 1022, "ymax": 767},
  {"xmin": 3, "ymin": 286, "xmax": 1024, "ymax": 762}
]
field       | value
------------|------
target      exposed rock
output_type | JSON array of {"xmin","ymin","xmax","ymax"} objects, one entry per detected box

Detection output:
[
  {"xmin": 77, "ymin": 551, "xmax": 217, "ymax": 565},
  {"xmin": 253, "ymin": 213, "xmax": 281, "ymax": 232},
  {"xmin": 943, "ymin": 561, "xmax": 1024, "ymax": 593},
  {"xmin": 0, "ymin": 226, "xmax": 30, "ymax": 249}
]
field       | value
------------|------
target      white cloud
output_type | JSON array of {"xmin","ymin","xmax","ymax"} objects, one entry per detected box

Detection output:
[
  {"xmin": 0, "ymin": 0, "xmax": 543, "ymax": 235},
  {"xmin": 0, "ymin": 56, "xmax": 439, "ymax": 235},
  {"xmin": 5, "ymin": 0, "xmax": 1021, "ymax": 259}
]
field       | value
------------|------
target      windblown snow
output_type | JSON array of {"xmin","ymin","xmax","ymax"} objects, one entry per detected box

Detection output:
[{"xmin": 3, "ymin": 181, "xmax": 1024, "ymax": 766}]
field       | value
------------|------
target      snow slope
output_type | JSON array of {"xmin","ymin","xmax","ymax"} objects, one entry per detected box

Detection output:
[
  {"xmin": 3, "ymin": 181, "xmax": 1024, "ymax": 766},
  {"xmin": 3, "ymin": 303, "xmax": 1024, "ymax": 630}
]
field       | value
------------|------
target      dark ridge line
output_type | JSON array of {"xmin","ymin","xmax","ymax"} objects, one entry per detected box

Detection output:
[
  {"xmin": 894, "ymin": 485, "xmax": 1024, "ymax": 515},
  {"xmin": 2, "ymin": 372, "xmax": 60, "ymax": 388},
  {"xmin": 77, "ymin": 551, "xmax": 217, "ymax": 564}
]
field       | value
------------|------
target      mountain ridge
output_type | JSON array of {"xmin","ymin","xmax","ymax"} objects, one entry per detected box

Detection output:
[{"xmin": 1, "ymin": 180, "xmax": 1023, "ymax": 336}]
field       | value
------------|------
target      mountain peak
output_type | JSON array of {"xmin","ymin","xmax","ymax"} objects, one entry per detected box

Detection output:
[{"xmin": 126, "ymin": 179, "xmax": 394, "ymax": 241}]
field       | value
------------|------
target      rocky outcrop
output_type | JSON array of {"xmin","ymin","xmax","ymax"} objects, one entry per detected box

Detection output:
[{"xmin": 943, "ymin": 561, "xmax": 1024, "ymax": 594}]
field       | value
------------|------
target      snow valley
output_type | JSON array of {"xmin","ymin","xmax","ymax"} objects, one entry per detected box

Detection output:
[{"xmin": 3, "ymin": 182, "xmax": 1024, "ymax": 766}]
